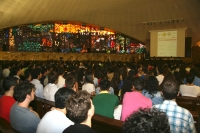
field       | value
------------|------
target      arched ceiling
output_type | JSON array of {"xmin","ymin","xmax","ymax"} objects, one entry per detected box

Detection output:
[{"xmin": 0, "ymin": 0, "xmax": 200, "ymax": 43}]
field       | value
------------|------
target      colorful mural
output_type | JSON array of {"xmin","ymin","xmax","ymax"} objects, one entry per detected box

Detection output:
[{"xmin": 0, "ymin": 22, "xmax": 146, "ymax": 54}]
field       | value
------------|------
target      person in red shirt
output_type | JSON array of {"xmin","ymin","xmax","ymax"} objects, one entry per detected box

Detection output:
[{"xmin": 0, "ymin": 76, "xmax": 19, "ymax": 122}]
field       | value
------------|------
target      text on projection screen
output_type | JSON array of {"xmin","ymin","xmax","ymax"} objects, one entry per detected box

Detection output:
[{"xmin": 157, "ymin": 31, "xmax": 177, "ymax": 56}]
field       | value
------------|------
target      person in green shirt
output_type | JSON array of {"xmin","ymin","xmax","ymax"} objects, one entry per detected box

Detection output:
[{"xmin": 92, "ymin": 79, "xmax": 119, "ymax": 118}]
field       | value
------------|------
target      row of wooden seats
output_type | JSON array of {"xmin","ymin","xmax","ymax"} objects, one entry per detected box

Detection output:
[
  {"xmin": 176, "ymin": 96, "xmax": 200, "ymax": 133},
  {"xmin": 30, "ymin": 97, "xmax": 123, "ymax": 133},
  {"xmin": 0, "ymin": 118, "xmax": 20, "ymax": 133}
]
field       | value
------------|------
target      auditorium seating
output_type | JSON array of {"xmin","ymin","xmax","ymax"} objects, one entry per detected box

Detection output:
[
  {"xmin": 29, "ymin": 97, "xmax": 123, "ymax": 133},
  {"xmin": 0, "ymin": 117, "xmax": 20, "ymax": 133},
  {"xmin": 176, "ymin": 96, "xmax": 200, "ymax": 132}
]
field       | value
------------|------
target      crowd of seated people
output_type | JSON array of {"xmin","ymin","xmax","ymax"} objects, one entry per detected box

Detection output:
[{"xmin": 0, "ymin": 59, "xmax": 199, "ymax": 132}]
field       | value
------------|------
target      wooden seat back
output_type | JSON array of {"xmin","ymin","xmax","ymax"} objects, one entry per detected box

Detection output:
[{"xmin": 0, "ymin": 117, "xmax": 20, "ymax": 133}]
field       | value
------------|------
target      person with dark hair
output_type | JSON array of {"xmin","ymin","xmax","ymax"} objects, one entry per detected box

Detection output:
[
  {"xmin": 140, "ymin": 67, "xmax": 148, "ymax": 79},
  {"xmin": 154, "ymin": 79, "xmax": 196, "ymax": 133},
  {"xmin": 43, "ymin": 66, "xmax": 52, "ymax": 87},
  {"xmin": 180, "ymin": 72, "xmax": 200, "ymax": 97},
  {"xmin": 39, "ymin": 67, "xmax": 49, "ymax": 86},
  {"xmin": 57, "ymin": 67, "xmax": 66, "ymax": 88},
  {"xmin": 10, "ymin": 82, "xmax": 40, "ymax": 133},
  {"xmin": 43, "ymin": 71, "xmax": 59, "ymax": 101},
  {"xmin": 23, "ymin": 68, "xmax": 32, "ymax": 82},
  {"xmin": 110, "ymin": 70, "xmax": 123, "ymax": 91},
  {"xmin": 184, "ymin": 67, "xmax": 200, "ymax": 86},
  {"xmin": 37, "ymin": 88, "xmax": 74, "ymax": 133},
  {"xmin": 156, "ymin": 66, "xmax": 164, "ymax": 85},
  {"xmin": 82, "ymin": 70, "xmax": 95, "ymax": 95},
  {"xmin": 63, "ymin": 91, "xmax": 96, "ymax": 133},
  {"xmin": 65, "ymin": 75, "xmax": 77, "ymax": 92},
  {"xmin": 0, "ymin": 76, "xmax": 18, "ymax": 122},
  {"xmin": 31, "ymin": 68, "xmax": 43, "ymax": 98},
  {"xmin": 10, "ymin": 66, "xmax": 22, "ymax": 80},
  {"xmin": 93, "ymin": 79, "xmax": 119, "ymax": 118},
  {"xmin": 122, "ymin": 108, "xmax": 170, "ymax": 133},
  {"xmin": 121, "ymin": 77, "xmax": 152, "ymax": 121},
  {"xmin": 142, "ymin": 76, "xmax": 163, "ymax": 105}
]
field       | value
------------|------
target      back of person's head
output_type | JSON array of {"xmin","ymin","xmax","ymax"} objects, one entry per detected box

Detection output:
[
  {"xmin": 144, "ymin": 76, "xmax": 159, "ymax": 97},
  {"xmin": 158, "ymin": 66, "xmax": 164, "ymax": 75},
  {"xmin": 190, "ymin": 68, "xmax": 199, "ymax": 77},
  {"xmin": 142, "ymin": 67, "xmax": 148, "ymax": 74},
  {"xmin": 99, "ymin": 79, "xmax": 110, "ymax": 91},
  {"xmin": 186, "ymin": 72, "xmax": 195, "ymax": 84},
  {"xmin": 41, "ymin": 67, "xmax": 47, "ymax": 75},
  {"xmin": 31, "ymin": 68, "xmax": 41, "ymax": 79},
  {"xmin": 24, "ymin": 68, "xmax": 32, "ymax": 80},
  {"xmin": 122, "ymin": 108, "xmax": 170, "ymax": 133},
  {"xmin": 144, "ymin": 71, "xmax": 154, "ymax": 80},
  {"xmin": 57, "ymin": 67, "xmax": 65, "ymax": 75},
  {"xmin": 127, "ymin": 69, "xmax": 135, "ymax": 78},
  {"xmin": 14, "ymin": 82, "xmax": 35, "ymax": 102},
  {"xmin": 10, "ymin": 66, "xmax": 21, "ymax": 76},
  {"xmin": 54, "ymin": 87, "xmax": 75, "ymax": 109},
  {"xmin": 133, "ymin": 77, "xmax": 144, "ymax": 91},
  {"xmin": 85, "ymin": 70, "xmax": 94, "ymax": 84},
  {"xmin": 121, "ymin": 76, "xmax": 134, "ymax": 100},
  {"xmin": 65, "ymin": 75, "xmax": 76, "ymax": 89},
  {"xmin": 162, "ymin": 79, "xmax": 179, "ymax": 100},
  {"xmin": 48, "ymin": 71, "xmax": 58, "ymax": 84},
  {"xmin": 3, "ymin": 76, "xmax": 18, "ymax": 92},
  {"xmin": 66, "ymin": 90, "xmax": 92, "ymax": 123}
]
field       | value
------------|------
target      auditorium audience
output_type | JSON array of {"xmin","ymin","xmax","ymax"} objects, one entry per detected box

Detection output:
[
  {"xmin": 180, "ymin": 72, "xmax": 200, "ymax": 97},
  {"xmin": 121, "ymin": 77, "xmax": 152, "ymax": 121},
  {"xmin": 184, "ymin": 67, "xmax": 200, "ymax": 86},
  {"xmin": 82, "ymin": 70, "xmax": 95, "ymax": 95},
  {"xmin": 63, "ymin": 91, "xmax": 96, "ymax": 133},
  {"xmin": 142, "ymin": 76, "xmax": 163, "ymax": 105},
  {"xmin": 10, "ymin": 66, "xmax": 22, "ymax": 81},
  {"xmin": 57, "ymin": 67, "xmax": 66, "ymax": 88},
  {"xmin": 110, "ymin": 70, "xmax": 123, "ymax": 91},
  {"xmin": 43, "ymin": 71, "xmax": 59, "ymax": 101},
  {"xmin": 0, "ymin": 60, "xmax": 200, "ymax": 132},
  {"xmin": 0, "ymin": 76, "xmax": 18, "ymax": 122},
  {"xmin": 93, "ymin": 79, "xmax": 119, "ymax": 118},
  {"xmin": 65, "ymin": 75, "xmax": 77, "ymax": 92},
  {"xmin": 156, "ymin": 66, "xmax": 164, "ymax": 85},
  {"xmin": 154, "ymin": 79, "xmax": 196, "ymax": 133},
  {"xmin": 23, "ymin": 68, "xmax": 32, "ymax": 82},
  {"xmin": 37, "ymin": 88, "xmax": 75, "ymax": 133},
  {"xmin": 140, "ymin": 67, "xmax": 148, "ymax": 79},
  {"xmin": 122, "ymin": 108, "xmax": 170, "ymax": 133},
  {"xmin": 2, "ymin": 63, "xmax": 10, "ymax": 78},
  {"xmin": 40, "ymin": 67, "xmax": 49, "ymax": 86},
  {"xmin": 10, "ymin": 82, "xmax": 40, "ymax": 133},
  {"xmin": 31, "ymin": 68, "xmax": 44, "ymax": 98}
]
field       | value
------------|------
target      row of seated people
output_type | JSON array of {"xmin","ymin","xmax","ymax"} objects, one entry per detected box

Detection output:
[
  {"xmin": 0, "ymin": 60, "xmax": 200, "ymax": 131},
  {"xmin": 0, "ymin": 73, "xmax": 198, "ymax": 133},
  {"xmin": 1, "ymin": 77, "xmax": 173, "ymax": 133}
]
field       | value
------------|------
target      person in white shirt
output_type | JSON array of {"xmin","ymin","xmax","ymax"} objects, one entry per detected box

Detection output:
[
  {"xmin": 156, "ymin": 66, "xmax": 164, "ymax": 85},
  {"xmin": 180, "ymin": 72, "xmax": 200, "ymax": 97},
  {"xmin": 82, "ymin": 70, "xmax": 95, "ymax": 95},
  {"xmin": 43, "ymin": 71, "xmax": 59, "ymax": 101},
  {"xmin": 37, "ymin": 87, "xmax": 75, "ymax": 133},
  {"xmin": 31, "ymin": 68, "xmax": 44, "ymax": 98},
  {"xmin": 56, "ymin": 67, "xmax": 66, "ymax": 88}
]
